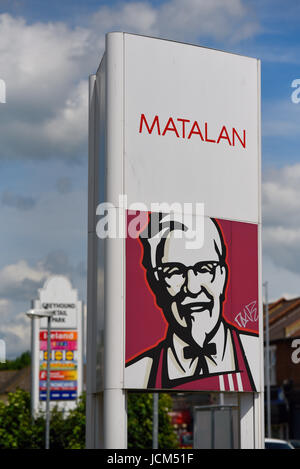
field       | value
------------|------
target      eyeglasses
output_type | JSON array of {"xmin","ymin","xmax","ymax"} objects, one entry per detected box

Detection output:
[{"xmin": 153, "ymin": 261, "xmax": 222, "ymax": 289}]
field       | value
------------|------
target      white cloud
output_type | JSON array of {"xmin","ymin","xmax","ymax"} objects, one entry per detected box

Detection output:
[
  {"xmin": 0, "ymin": 2, "xmax": 261, "ymax": 161},
  {"xmin": 0, "ymin": 260, "xmax": 50, "ymax": 304},
  {"xmin": 157, "ymin": 0, "xmax": 260, "ymax": 43},
  {"xmin": 0, "ymin": 312, "xmax": 30, "ymax": 350},
  {"xmin": 262, "ymin": 163, "xmax": 300, "ymax": 276},
  {"xmin": 0, "ymin": 253, "xmax": 85, "ymax": 358},
  {"xmin": 0, "ymin": 13, "xmax": 92, "ymax": 160},
  {"xmin": 41, "ymin": 80, "xmax": 88, "ymax": 158},
  {"xmin": 90, "ymin": 0, "xmax": 260, "ymax": 42},
  {"xmin": 0, "ymin": 259, "xmax": 49, "ymax": 288},
  {"xmin": 0, "ymin": 186, "xmax": 87, "ymax": 270},
  {"xmin": 90, "ymin": 2, "xmax": 157, "ymax": 36},
  {"xmin": 0, "ymin": 14, "xmax": 90, "ymax": 101},
  {"xmin": 262, "ymin": 255, "xmax": 300, "ymax": 303},
  {"xmin": 0, "ymin": 298, "xmax": 12, "ymax": 322},
  {"xmin": 262, "ymin": 98, "xmax": 300, "ymax": 138},
  {"xmin": 0, "ymin": 297, "xmax": 30, "ymax": 359},
  {"xmin": 263, "ymin": 164, "xmax": 300, "ymax": 228}
]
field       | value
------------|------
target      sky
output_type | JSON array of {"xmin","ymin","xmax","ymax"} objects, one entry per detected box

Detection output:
[{"xmin": 0, "ymin": 0, "xmax": 300, "ymax": 358}]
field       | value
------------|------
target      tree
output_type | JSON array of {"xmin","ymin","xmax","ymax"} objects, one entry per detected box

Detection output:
[
  {"xmin": 0, "ymin": 389, "xmax": 178, "ymax": 449},
  {"xmin": 47, "ymin": 394, "xmax": 86, "ymax": 449},
  {"xmin": 128, "ymin": 393, "xmax": 179, "ymax": 449},
  {"xmin": 0, "ymin": 389, "xmax": 85, "ymax": 449},
  {"xmin": 0, "ymin": 388, "xmax": 38, "ymax": 449},
  {"xmin": 0, "ymin": 351, "xmax": 31, "ymax": 370}
]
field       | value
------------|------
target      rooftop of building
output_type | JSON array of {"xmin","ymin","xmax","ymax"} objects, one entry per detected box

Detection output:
[{"xmin": 267, "ymin": 297, "xmax": 300, "ymax": 341}]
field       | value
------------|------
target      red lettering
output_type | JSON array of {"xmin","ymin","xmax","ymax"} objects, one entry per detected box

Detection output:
[
  {"xmin": 217, "ymin": 125, "xmax": 232, "ymax": 145},
  {"xmin": 177, "ymin": 118, "xmax": 190, "ymax": 138},
  {"xmin": 139, "ymin": 114, "xmax": 247, "ymax": 150},
  {"xmin": 139, "ymin": 114, "xmax": 161, "ymax": 135},
  {"xmin": 162, "ymin": 117, "xmax": 180, "ymax": 137},
  {"xmin": 204, "ymin": 122, "xmax": 216, "ymax": 143},
  {"xmin": 187, "ymin": 121, "xmax": 204, "ymax": 140},
  {"xmin": 232, "ymin": 128, "xmax": 246, "ymax": 148}
]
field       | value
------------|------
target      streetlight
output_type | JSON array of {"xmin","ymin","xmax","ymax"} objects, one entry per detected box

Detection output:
[
  {"xmin": 152, "ymin": 393, "xmax": 159, "ymax": 449},
  {"xmin": 263, "ymin": 282, "xmax": 271, "ymax": 438},
  {"xmin": 26, "ymin": 308, "xmax": 55, "ymax": 449}
]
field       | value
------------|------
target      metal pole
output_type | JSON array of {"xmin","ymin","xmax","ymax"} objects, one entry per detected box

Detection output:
[
  {"xmin": 263, "ymin": 281, "xmax": 271, "ymax": 438},
  {"xmin": 29, "ymin": 302, "xmax": 36, "ymax": 420},
  {"xmin": 45, "ymin": 316, "xmax": 51, "ymax": 449},
  {"xmin": 229, "ymin": 407, "xmax": 234, "ymax": 449},
  {"xmin": 29, "ymin": 301, "xmax": 34, "ymax": 420},
  {"xmin": 152, "ymin": 393, "xmax": 159, "ymax": 449},
  {"xmin": 211, "ymin": 409, "xmax": 215, "ymax": 449},
  {"xmin": 103, "ymin": 33, "xmax": 127, "ymax": 449}
]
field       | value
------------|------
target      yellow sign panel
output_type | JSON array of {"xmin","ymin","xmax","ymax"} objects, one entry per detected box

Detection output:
[
  {"xmin": 40, "ymin": 362, "xmax": 76, "ymax": 371},
  {"xmin": 55, "ymin": 351, "xmax": 63, "ymax": 361},
  {"xmin": 66, "ymin": 351, "xmax": 74, "ymax": 361}
]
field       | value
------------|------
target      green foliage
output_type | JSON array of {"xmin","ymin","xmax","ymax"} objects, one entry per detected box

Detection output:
[
  {"xmin": 128, "ymin": 393, "xmax": 179, "ymax": 449},
  {"xmin": 0, "ymin": 389, "xmax": 178, "ymax": 449},
  {"xmin": 0, "ymin": 389, "xmax": 85, "ymax": 449},
  {"xmin": 47, "ymin": 394, "xmax": 86, "ymax": 449},
  {"xmin": 0, "ymin": 351, "xmax": 31, "ymax": 370},
  {"xmin": 0, "ymin": 389, "xmax": 39, "ymax": 448}
]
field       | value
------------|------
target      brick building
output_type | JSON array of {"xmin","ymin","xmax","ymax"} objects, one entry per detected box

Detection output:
[{"xmin": 267, "ymin": 297, "xmax": 300, "ymax": 439}]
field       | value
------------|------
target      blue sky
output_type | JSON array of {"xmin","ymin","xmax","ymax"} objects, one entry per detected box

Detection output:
[{"xmin": 0, "ymin": 0, "xmax": 300, "ymax": 357}]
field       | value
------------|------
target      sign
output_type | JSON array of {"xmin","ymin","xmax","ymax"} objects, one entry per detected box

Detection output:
[
  {"xmin": 87, "ymin": 32, "xmax": 262, "ymax": 447},
  {"xmin": 125, "ymin": 213, "xmax": 259, "ymax": 391},
  {"xmin": 40, "ymin": 331, "xmax": 77, "ymax": 341},
  {"xmin": 120, "ymin": 36, "xmax": 261, "ymax": 392},
  {"xmin": 38, "ymin": 329, "xmax": 78, "ymax": 402},
  {"xmin": 39, "ymin": 277, "xmax": 78, "ymax": 329},
  {"xmin": 31, "ymin": 276, "xmax": 83, "ymax": 413}
]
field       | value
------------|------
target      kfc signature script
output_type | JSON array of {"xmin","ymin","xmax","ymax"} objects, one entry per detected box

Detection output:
[{"xmin": 234, "ymin": 301, "xmax": 258, "ymax": 328}]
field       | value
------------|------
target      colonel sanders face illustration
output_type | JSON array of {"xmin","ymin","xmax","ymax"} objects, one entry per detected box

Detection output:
[{"xmin": 140, "ymin": 215, "xmax": 228, "ymax": 349}]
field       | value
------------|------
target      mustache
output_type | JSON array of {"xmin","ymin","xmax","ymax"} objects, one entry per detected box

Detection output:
[
  {"xmin": 174, "ymin": 288, "xmax": 214, "ymax": 316},
  {"xmin": 181, "ymin": 290, "xmax": 213, "ymax": 306}
]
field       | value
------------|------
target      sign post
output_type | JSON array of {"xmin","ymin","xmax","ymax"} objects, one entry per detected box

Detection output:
[
  {"xmin": 87, "ymin": 32, "xmax": 263, "ymax": 449},
  {"xmin": 45, "ymin": 314, "xmax": 52, "ymax": 449},
  {"xmin": 26, "ymin": 308, "xmax": 55, "ymax": 448},
  {"xmin": 30, "ymin": 276, "xmax": 83, "ymax": 418}
]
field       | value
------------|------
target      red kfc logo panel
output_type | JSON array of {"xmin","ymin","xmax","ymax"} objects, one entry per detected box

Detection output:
[{"xmin": 125, "ymin": 212, "xmax": 259, "ymax": 391}]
